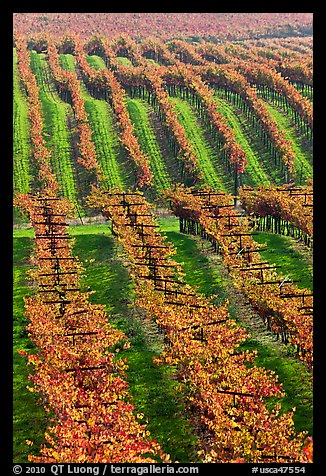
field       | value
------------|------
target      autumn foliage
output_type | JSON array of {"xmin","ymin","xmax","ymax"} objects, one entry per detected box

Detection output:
[
  {"xmin": 16, "ymin": 193, "xmax": 169, "ymax": 463},
  {"xmin": 166, "ymin": 185, "xmax": 313, "ymax": 368},
  {"xmin": 14, "ymin": 26, "xmax": 313, "ymax": 464},
  {"xmin": 240, "ymin": 184, "xmax": 313, "ymax": 239},
  {"xmin": 46, "ymin": 38, "xmax": 103, "ymax": 183},
  {"xmin": 86, "ymin": 185, "xmax": 312, "ymax": 463},
  {"xmin": 15, "ymin": 37, "xmax": 58, "ymax": 194}
]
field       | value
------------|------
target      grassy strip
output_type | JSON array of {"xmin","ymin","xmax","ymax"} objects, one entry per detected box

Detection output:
[
  {"xmin": 116, "ymin": 56, "xmax": 133, "ymax": 66},
  {"xmin": 261, "ymin": 101, "xmax": 313, "ymax": 183},
  {"xmin": 145, "ymin": 58, "xmax": 160, "ymax": 66},
  {"xmin": 86, "ymin": 54, "xmax": 107, "ymax": 70},
  {"xmin": 82, "ymin": 100, "xmax": 129, "ymax": 188},
  {"xmin": 59, "ymin": 53, "xmax": 133, "ymax": 190},
  {"xmin": 213, "ymin": 91, "xmax": 286, "ymax": 186},
  {"xmin": 214, "ymin": 96, "xmax": 271, "ymax": 187},
  {"xmin": 29, "ymin": 52, "xmax": 78, "ymax": 204},
  {"xmin": 13, "ymin": 229, "xmax": 49, "ymax": 463},
  {"xmin": 158, "ymin": 215, "xmax": 313, "ymax": 436},
  {"xmin": 13, "ymin": 49, "xmax": 32, "ymax": 195},
  {"xmin": 126, "ymin": 98, "xmax": 172, "ymax": 191},
  {"xmin": 170, "ymin": 97, "xmax": 231, "ymax": 191}
]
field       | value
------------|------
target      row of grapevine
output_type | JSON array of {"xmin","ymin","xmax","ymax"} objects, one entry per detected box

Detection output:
[
  {"xmin": 233, "ymin": 62, "xmax": 313, "ymax": 134},
  {"xmin": 166, "ymin": 185, "xmax": 313, "ymax": 368},
  {"xmin": 86, "ymin": 185, "xmax": 313, "ymax": 463},
  {"xmin": 15, "ymin": 37, "xmax": 58, "ymax": 194},
  {"xmin": 46, "ymin": 39, "xmax": 103, "ymax": 185},
  {"xmin": 80, "ymin": 37, "xmax": 202, "ymax": 185},
  {"xmin": 78, "ymin": 36, "xmax": 301, "ymax": 185},
  {"xmin": 14, "ymin": 192, "xmax": 168, "ymax": 463},
  {"xmin": 20, "ymin": 34, "xmax": 312, "ymax": 194}
]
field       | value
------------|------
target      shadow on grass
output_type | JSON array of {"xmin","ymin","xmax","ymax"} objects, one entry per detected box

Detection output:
[
  {"xmin": 13, "ymin": 236, "xmax": 34, "ymax": 266},
  {"xmin": 164, "ymin": 230, "xmax": 229, "ymax": 307},
  {"xmin": 253, "ymin": 232, "xmax": 313, "ymax": 291},
  {"xmin": 13, "ymin": 235, "xmax": 48, "ymax": 463},
  {"xmin": 239, "ymin": 338, "xmax": 313, "ymax": 435}
]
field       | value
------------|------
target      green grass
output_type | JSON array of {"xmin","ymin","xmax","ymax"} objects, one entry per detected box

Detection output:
[
  {"xmin": 116, "ymin": 56, "xmax": 133, "ymax": 66},
  {"xmin": 126, "ymin": 98, "xmax": 172, "ymax": 191},
  {"xmin": 158, "ymin": 215, "xmax": 313, "ymax": 435},
  {"xmin": 213, "ymin": 90, "xmax": 286, "ymax": 186},
  {"xmin": 13, "ymin": 49, "xmax": 32, "ymax": 195},
  {"xmin": 86, "ymin": 54, "xmax": 107, "ymax": 70},
  {"xmin": 29, "ymin": 52, "xmax": 79, "ymax": 204},
  {"xmin": 252, "ymin": 232, "xmax": 313, "ymax": 291},
  {"xmin": 158, "ymin": 216, "xmax": 230, "ymax": 305},
  {"xmin": 237, "ymin": 337, "xmax": 313, "ymax": 435},
  {"xmin": 170, "ymin": 97, "xmax": 231, "ymax": 191},
  {"xmin": 145, "ymin": 58, "xmax": 160, "ymax": 66},
  {"xmin": 84, "ymin": 100, "xmax": 130, "ymax": 188},
  {"xmin": 214, "ymin": 96, "xmax": 271, "ymax": 187},
  {"xmin": 58, "ymin": 52, "xmax": 74, "ymax": 72},
  {"xmin": 261, "ymin": 101, "xmax": 313, "ymax": 184}
]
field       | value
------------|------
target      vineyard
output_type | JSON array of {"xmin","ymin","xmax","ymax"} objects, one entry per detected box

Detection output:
[{"xmin": 13, "ymin": 13, "xmax": 313, "ymax": 466}]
